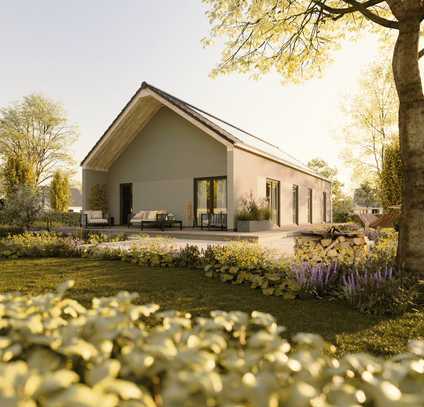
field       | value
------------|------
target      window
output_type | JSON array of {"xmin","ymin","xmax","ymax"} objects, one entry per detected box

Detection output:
[
  {"xmin": 307, "ymin": 188, "xmax": 313, "ymax": 223},
  {"xmin": 194, "ymin": 177, "xmax": 227, "ymax": 226},
  {"xmin": 266, "ymin": 179, "xmax": 280, "ymax": 226},
  {"xmin": 292, "ymin": 185, "xmax": 299, "ymax": 224},
  {"xmin": 372, "ymin": 208, "xmax": 380, "ymax": 214},
  {"xmin": 323, "ymin": 192, "xmax": 327, "ymax": 223}
]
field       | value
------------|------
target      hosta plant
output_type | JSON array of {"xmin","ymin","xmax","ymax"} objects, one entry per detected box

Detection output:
[{"xmin": 0, "ymin": 283, "xmax": 422, "ymax": 406}]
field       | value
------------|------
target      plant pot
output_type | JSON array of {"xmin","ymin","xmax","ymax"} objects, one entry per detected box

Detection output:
[{"xmin": 237, "ymin": 220, "xmax": 273, "ymax": 233}]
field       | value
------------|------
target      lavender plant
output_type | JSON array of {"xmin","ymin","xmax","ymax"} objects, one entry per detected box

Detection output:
[
  {"xmin": 293, "ymin": 262, "xmax": 339, "ymax": 298},
  {"xmin": 342, "ymin": 266, "xmax": 415, "ymax": 315}
]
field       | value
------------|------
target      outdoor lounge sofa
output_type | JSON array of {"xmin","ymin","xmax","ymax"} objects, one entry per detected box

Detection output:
[
  {"xmin": 81, "ymin": 210, "xmax": 109, "ymax": 228},
  {"xmin": 128, "ymin": 210, "xmax": 183, "ymax": 231}
]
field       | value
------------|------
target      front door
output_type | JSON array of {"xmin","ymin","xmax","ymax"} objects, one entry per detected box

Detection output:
[
  {"xmin": 194, "ymin": 177, "xmax": 227, "ymax": 226},
  {"xmin": 120, "ymin": 183, "xmax": 133, "ymax": 225},
  {"xmin": 266, "ymin": 179, "xmax": 280, "ymax": 226}
]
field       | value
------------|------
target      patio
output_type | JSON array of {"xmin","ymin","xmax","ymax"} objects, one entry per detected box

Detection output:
[{"xmin": 56, "ymin": 224, "xmax": 326, "ymax": 257}]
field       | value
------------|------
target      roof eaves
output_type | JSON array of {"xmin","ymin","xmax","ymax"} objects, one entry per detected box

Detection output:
[
  {"xmin": 234, "ymin": 142, "xmax": 331, "ymax": 183},
  {"xmin": 80, "ymin": 84, "xmax": 145, "ymax": 166}
]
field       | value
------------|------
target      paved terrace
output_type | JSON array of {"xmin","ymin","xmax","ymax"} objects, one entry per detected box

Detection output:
[{"xmin": 57, "ymin": 224, "xmax": 327, "ymax": 257}]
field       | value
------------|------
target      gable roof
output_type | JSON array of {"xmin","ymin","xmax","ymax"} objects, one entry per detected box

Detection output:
[{"xmin": 81, "ymin": 82, "xmax": 330, "ymax": 182}]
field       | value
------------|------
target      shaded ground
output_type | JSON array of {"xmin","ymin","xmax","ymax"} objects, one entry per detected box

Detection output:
[{"xmin": 1, "ymin": 258, "xmax": 422, "ymax": 356}]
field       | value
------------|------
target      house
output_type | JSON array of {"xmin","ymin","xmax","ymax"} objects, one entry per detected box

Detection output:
[
  {"xmin": 81, "ymin": 82, "xmax": 331, "ymax": 230},
  {"xmin": 353, "ymin": 188, "xmax": 383, "ymax": 215}
]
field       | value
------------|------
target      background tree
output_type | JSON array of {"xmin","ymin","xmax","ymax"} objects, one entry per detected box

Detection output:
[
  {"xmin": 88, "ymin": 184, "xmax": 108, "ymax": 214},
  {"xmin": 354, "ymin": 181, "xmax": 380, "ymax": 209},
  {"xmin": 380, "ymin": 141, "xmax": 402, "ymax": 209},
  {"xmin": 307, "ymin": 158, "xmax": 353, "ymax": 223},
  {"xmin": 50, "ymin": 170, "xmax": 70, "ymax": 212},
  {"xmin": 340, "ymin": 57, "xmax": 398, "ymax": 184},
  {"xmin": 204, "ymin": 0, "xmax": 424, "ymax": 274},
  {"xmin": 0, "ymin": 94, "xmax": 77, "ymax": 185},
  {"xmin": 1, "ymin": 154, "xmax": 36, "ymax": 196}
]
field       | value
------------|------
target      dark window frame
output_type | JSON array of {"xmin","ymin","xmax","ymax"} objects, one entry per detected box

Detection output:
[
  {"xmin": 119, "ymin": 183, "xmax": 133, "ymax": 225},
  {"xmin": 266, "ymin": 178, "xmax": 281, "ymax": 226},
  {"xmin": 292, "ymin": 185, "xmax": 299, "ymax": 225},
  {"xmin": 307, "ymin": 188, "xmax": 313, "ymax": 224},
  {"xmin": 193, "ymin": 176, "xmax": 227, "ymax": 227},
  {"xmin": 323, "ymin": 191, "xmax": 327, "ymax": 223}
]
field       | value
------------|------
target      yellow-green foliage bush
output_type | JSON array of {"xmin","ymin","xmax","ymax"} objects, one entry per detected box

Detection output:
[
  {"xmin": 0, "ymin": 283, "xmax": 423, "ymax": 406},
  {"xmin": 0, "ymin": 232, "xmax": 80, "ymax": 259}
]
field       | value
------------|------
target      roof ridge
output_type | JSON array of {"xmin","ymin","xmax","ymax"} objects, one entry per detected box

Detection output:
[{"xmin": 142, "ymin": 82, "xmax": 282, "ymax": 151}]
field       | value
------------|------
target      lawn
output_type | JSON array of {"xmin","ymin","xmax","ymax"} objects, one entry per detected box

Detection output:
[{"xmin": 1, "ymin": 257, "xmax": 422, "ymax": 357}]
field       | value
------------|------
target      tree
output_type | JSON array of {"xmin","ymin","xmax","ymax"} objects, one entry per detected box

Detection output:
[
  {"xmin": 341, "ymin": 57, "xmax": 398, "ymax": 183},
  {"xmin": 354, "ymin": 181, "xmax": 380, "ymax": 210},
  {"xmin": 88, "ymin": 184, "xmax": 107, "ymax": 214},
  {"xmin": 204, "ymin": 0, "xmax": 424, "ymax": 274},
  {"xmin": 0, "ymin": 94, "xmax": 77, "ymax": 185},
  {"xmin": 50, "ymin": 170, "xmax": 70, "ymax": 212},
  {"xmin": 380, "ymin": 141, "xmax": 402, "ymax": 209},
  {"xmin": 307, "ymin": 158, "xmax": 353, "ymax": 223},
  {"xmin": 1, "ymin": 154, "xmax": 36, "ymax": 196}
]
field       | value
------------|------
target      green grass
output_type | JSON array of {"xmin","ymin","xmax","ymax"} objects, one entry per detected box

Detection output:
[{"xmin": 1, "ymin": 257, "xmax": 422, "ymax": 357}]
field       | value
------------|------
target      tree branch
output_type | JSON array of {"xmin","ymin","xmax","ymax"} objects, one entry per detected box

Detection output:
[
  {"xmin": 342, "ymin": 0, "xmax": 399, "ymax": 29},
  {"xmin": 419, "ymin": 48, "xmax": 424, "ymax": 59},
  {"xmin": 312, "ymin": 0, "xmax": 385, "ymax": 16}
]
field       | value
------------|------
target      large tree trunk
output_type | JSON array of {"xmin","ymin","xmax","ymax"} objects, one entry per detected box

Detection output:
[{"xmin": 389, "ymin": 3, "xmax": 424, "ymax": 274}]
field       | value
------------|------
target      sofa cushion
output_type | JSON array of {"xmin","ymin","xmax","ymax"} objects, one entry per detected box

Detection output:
[
  {"xmin": 87, "ymin": 218, "xmax": 108, "ymax": 224},
  {"xmin": 132, "ymin": 211, "xmax": 146, "ymax": 220},
  {"xmin": 83, "ymin": 210, "xmax": 103, "ymax": 220}
]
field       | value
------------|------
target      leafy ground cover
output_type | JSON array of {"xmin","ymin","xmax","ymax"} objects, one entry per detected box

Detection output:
[{"xmin": 1, "ymin": 257, "xmax": 422, "ymax": 357}]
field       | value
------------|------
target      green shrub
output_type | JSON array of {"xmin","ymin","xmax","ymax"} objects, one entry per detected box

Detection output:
[
  {"xmin": 42, "ymin": 211, "xmax": 82, "ymax": 227},
  {"xmin": 175, "ymin": 244, "xmax": 202, "ymax": 268},
  {"xmin": 87, "ymin": 232, "xmax": 128, "ymax": 245},
  {"xmin": 368, "ymin": 228, "xmax": 398, "ymax": 266},
  {"xmin": 0, "ymin": 283, "xmax": 422, "ymax": 406},
  {"xmin": 0, "ymin": 232, "xmax": 80, "ymax": 259}
]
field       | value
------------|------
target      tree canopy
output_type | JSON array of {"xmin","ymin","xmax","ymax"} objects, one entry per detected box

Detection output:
[
  {"xmin": 1, "ymin": 155, "xmax": 36, "ymax": 197},
  {"xmin": 204, "ymin": 0, "xmax": 424, "ymax": 274},
  {"xmin": 380, "ymin": 141, "xmax": 402, "ymax": 209},
  {"xmin": 204, "ymin": 0, "xmax": 398, "ymax": 81},
  {"xmin": 341, "ymin": 56, "xmax": 398, "ymax": 184},
  {"xmin": 50, "ymin": 170, "xmax": 71, "ymax": 213},
  {"xmin": 307, "ymin": 158, "xmax": 353, "ymax": 222},
  {"xmin": 0, "ymin": 94, "xmax": 77, "ymax": 185}
]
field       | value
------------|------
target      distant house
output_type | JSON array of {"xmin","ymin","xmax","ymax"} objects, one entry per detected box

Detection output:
[
  {"xmin": 353, "ymin": 188, "xmax": 383, "ymax": 216},
  {"xmin": 81, "ymin": 82, "xmax": 331, "ymax": 230}
]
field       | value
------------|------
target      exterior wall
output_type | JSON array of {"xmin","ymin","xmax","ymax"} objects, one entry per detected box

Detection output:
[
  {"xmin": 232, "ymin": 147, "xmax": 331, "ymax": 227},
  {"xmin": 354, "ymin": 205, "xmax": 383, "ymax": 215},
  {"xmin": 82, "ymin": 168, "xmax": 108, "ymax": 210},
  {"xmin": 106, "ymin": 107, "xmax": 227, "ymax": 225}
]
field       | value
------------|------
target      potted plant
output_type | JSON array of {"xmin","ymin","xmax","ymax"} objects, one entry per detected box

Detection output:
[{"xmin": 236, "ymin": 194, "xmax": 272, "ymax": 232}]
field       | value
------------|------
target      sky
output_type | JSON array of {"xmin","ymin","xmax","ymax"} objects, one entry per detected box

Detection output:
[{"xmin": 0, "ymin": 1, "xmax": 385, "ymax": 191}]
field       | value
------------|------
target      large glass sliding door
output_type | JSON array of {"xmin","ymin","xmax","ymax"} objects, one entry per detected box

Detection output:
[
  {"xmin": 266, "ymin": 179, "xmax": 280, "ymax": 226},
  {"xmin": 194, "ymin": 177, "xmax": 227, "ymax": 226}
]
